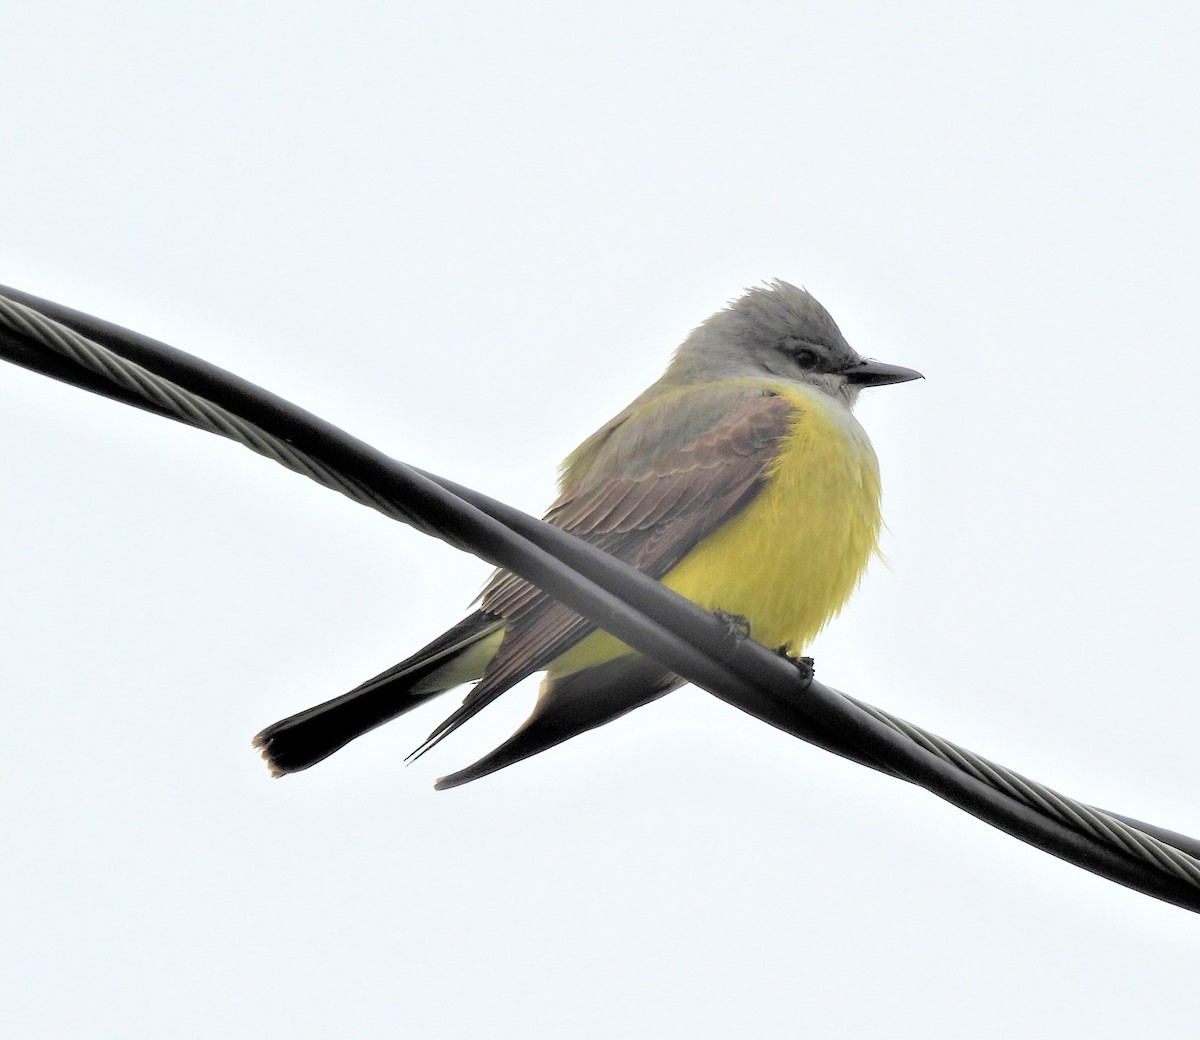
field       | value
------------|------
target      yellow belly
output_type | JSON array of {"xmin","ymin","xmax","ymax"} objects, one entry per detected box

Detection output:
[{"xmin": 548, "ymin": 384, "xmax": 882, "ymax": 676}]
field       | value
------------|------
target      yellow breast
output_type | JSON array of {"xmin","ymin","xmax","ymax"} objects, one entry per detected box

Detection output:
[
  {"xmin": 548, "ymin": 383, "xmax": 882, "ymax": 675},
  {"xmin": 662, "ymin": 383, "xmax": 881, "ymax": 652}
]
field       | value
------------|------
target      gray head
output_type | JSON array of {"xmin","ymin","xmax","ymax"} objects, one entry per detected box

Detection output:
[{"xmin": 665, "ymin": 280, "xmax": 920, "ymax": 407}]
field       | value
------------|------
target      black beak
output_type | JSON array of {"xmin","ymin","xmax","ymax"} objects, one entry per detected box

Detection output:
[{"xmin": 842, "ymin": 359, "xmax": 924, "ymax": 387}]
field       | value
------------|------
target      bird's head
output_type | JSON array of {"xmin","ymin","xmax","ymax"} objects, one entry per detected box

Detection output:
[{"xmin": 668, "ymin": 280, "xmax": 921, "ymax": 407}]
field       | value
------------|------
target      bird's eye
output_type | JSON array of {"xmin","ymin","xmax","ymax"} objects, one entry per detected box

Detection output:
[{"xmin": 791, "ymin": 346, "xmax": 820, "ymax": 368}]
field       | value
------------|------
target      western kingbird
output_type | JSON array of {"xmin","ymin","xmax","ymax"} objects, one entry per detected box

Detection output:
[{"xmin": 253, "ymin": 281, "xmax": 921, "ymax": 788}]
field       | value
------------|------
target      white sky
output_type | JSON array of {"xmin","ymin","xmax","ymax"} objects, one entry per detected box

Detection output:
[{"xmin": 3, "ymin": 2, "xmax": 1199, "ymax": 1036}]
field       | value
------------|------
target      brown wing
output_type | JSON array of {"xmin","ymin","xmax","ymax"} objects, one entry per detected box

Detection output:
[
  {"xmin": 492, "ymin": 382, "xmax": 795, "ymax": 669},
  {"xmin": 410, "ymin": 384, "xmax": 798, "ymax": 757}
]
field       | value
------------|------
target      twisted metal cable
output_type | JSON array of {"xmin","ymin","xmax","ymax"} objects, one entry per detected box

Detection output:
[
  {"xmin": 0, "ymin": 295, "xmax": 406, "ymax": 526},
  {"xmin": 848, "ymin": 697, "xmax": 1200, "ymax": 885},
  {"xmin": 3, "ymin": 292, "xmax": 1198, "ymax": 892}
]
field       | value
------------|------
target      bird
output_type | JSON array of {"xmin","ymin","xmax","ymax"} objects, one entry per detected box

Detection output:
[{"xmin": 253, "ymin": 280, "xmax": 921, "ymax": 789}]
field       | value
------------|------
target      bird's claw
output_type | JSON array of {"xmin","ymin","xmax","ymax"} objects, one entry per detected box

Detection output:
[
  {"xmin": 713, "ymin": 610, "xmax": 752, "ymax": 641},
  {"xmin": 775, "ymin": 646, "xmax": 815, "ymax": 683}
]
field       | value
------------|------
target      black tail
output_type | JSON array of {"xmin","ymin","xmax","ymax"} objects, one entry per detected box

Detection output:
[
  {"xmin": 433, "ymin": 654, "xmax": 680, "ymax": 790},
  {"xmin": 253, "ymin": 612, "xmax": 500, "ymax": 775}
]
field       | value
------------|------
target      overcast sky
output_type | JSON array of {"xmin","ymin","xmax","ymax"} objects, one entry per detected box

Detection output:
[{"xmin": 3, "ymin": 2, "xmax": 1199, "ymax": 1037}]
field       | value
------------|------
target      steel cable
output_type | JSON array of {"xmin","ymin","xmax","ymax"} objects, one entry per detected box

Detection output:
[{"xmin": 3, "ymin": 287, "xmax": 1199, "ymax": 909}]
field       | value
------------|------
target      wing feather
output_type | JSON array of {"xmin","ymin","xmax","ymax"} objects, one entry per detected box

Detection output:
[
  {"xmin": 488, "ymin": 385, "xmax": 794, "ymax": 680},
  {"xmin": 411, "ymin": 384, "xmax": 798, "ymax": 757}
]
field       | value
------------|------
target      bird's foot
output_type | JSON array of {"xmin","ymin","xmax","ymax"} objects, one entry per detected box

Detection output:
[
  {"xmin": 775, "ymin": 646, "xmax": 815, "ymax": 683},
  {"xmin": 713, "ymin": 610, "xmax": 752, "ymax": 641},
  {"xmin": 709, "ymin": 610, "xmax": 752, "ymax": 663}
]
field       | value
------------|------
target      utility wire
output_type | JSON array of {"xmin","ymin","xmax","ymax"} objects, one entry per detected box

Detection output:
[{"xmin": 2, "ymin": 285, "xmax": 1199, "ymax": 910}]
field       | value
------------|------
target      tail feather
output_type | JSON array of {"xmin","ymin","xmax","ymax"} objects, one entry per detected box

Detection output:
[
  {"xmin": 253, "ymin": 612, "xmax": 502, "ymax": 776},
  {"xmin": 433, "ymin": 655, "xmax": 680, "ymax": 790}
]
